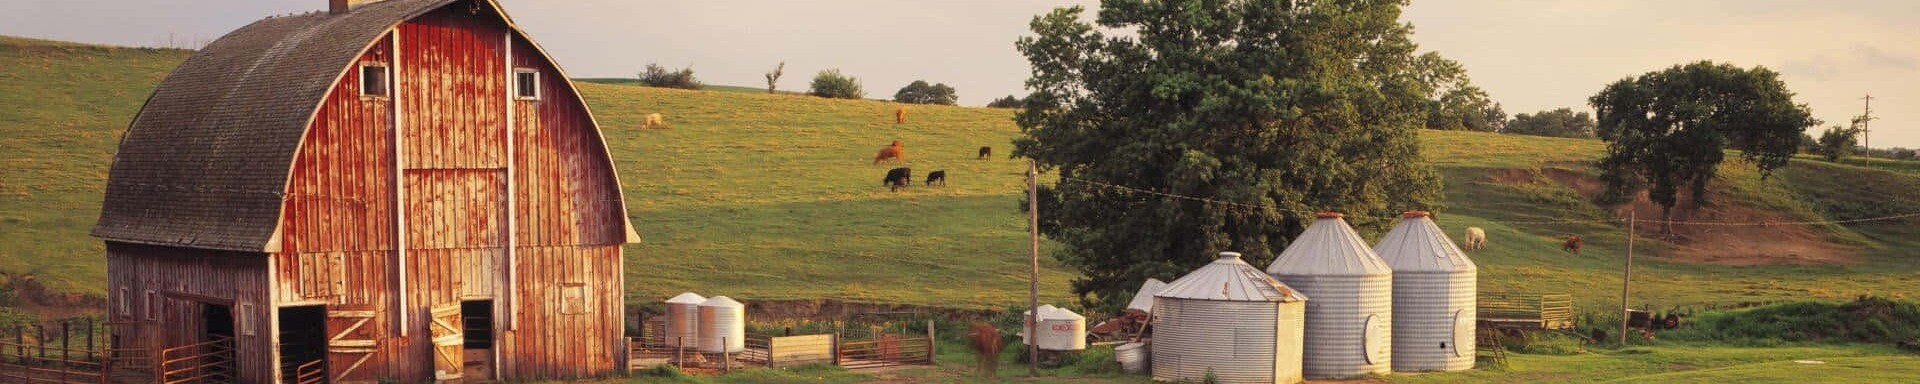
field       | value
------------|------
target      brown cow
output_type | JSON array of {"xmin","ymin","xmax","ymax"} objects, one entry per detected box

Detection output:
[
  {"xmin": 895, "ymin": 107, "xmax": 907, "ymax": 124},
  {"xmin": 967, "ymin": 322, "xmax": 1002, "ymax": 378},
  {"xmin": 1563, "ymin": 234, "xmax": 1583, "ymax": 256},
  {"xmin": 874, "ymin": 140, "xmax": 906, "ymax": 164}
]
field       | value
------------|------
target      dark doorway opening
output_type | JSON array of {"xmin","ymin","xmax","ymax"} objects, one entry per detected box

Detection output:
[
  {"xmin": 279, "ymin": 305, "xmax": 328, "ymax": 383},
  {"xmin": 202, "ymin": 303, "xmax": 234, "ymax": 339},
  {"xmin": 461, "ymin": 300, "xmax": 496, "ymax": 380}
]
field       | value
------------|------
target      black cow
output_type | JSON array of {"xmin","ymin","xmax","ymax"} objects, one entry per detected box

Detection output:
[
  {"xmin": 977, "ymin": 146, "xmax": 992, "ymax": 160},
  {"xmin": 883, "ymin": 167, "xmax": 912, "ymax": 192},
  {"xmin": 925, "ymin": 170, "xmax": 947, "ymax": 187}
]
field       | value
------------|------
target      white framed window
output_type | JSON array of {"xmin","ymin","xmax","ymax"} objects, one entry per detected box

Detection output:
[
  {"xmin": 514, "ymin": 68, "xmax": 540, "ymax": 100},
  {"xmin": 144, "ymin": 290, "xmax": 159, "ymax": 321},
  {"xmin": 237, "ymin": 303, "xmax": 256, "ymax": 336},
  {"xmin": 360, "ymin": 63, "xmax": 390, "ymax": 98},
  {"xmin": 117, "ymin": 287, "xmax": 130, "ymax": 317}
]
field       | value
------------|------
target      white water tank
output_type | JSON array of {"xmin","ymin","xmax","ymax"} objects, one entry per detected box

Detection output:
[
  {"xmin": 697, "ymin": 296, "xmax": 746, "ymax": 353},
  {"xmin": 1021, "ymin": 304, "xmax": 1058, "ymax": 346},
  {"xmin": 664, "ymin": 292, "xmax": 704, "ymax": 348},
  {"xmin": 1115, "ymin": 342, "xmax": 1148, "ymax": 374},
  {"xmin": 1267, "ymin": 212, "xmax": 1394, "ymax": 378},
  {"xmin": 1373, "ymin": 211, "xmax": 1476, "ymax": 372},
  {"xmin": 1037, "ymin": 306, "xmax": 1087, "ymax": 351}
]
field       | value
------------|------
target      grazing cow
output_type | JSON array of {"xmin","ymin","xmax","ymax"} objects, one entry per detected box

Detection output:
[
  {"xmin": 967, "ymin": 323, "xmax": 1003, "ymax": 378},
  {"xmin": 883, "ymin": 167, "xmax": 912, "ymax": 191},
  {"xmin": 642, "ymin": 112, "xmax": 667, "ymax": 129},
  {"xmin": 1463, "ymin": 227, "xmax": 1487, "ymax": 251},
  {"xmin": 874, "ymin": 140, "xmax": 906, "ymax": 164},
  {"xmin": 977, "ymin": 146, "xmax": 992, "ymax": 159},
  {"xmin": 896, "ymin": 107, "xmax": 908, "ymax": 124},
  {"xmin": 925, "ymin": 170, "xmax": 947, "ymax": 186},
  {"xmin": 1563, "ymin": 234, "xmax": 1584, "ymax": 256}
]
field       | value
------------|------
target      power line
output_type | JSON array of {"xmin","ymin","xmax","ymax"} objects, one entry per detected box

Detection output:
[{"xmin": 1053, "ymin": 175, "xmax": 1920, "ymax": 227}]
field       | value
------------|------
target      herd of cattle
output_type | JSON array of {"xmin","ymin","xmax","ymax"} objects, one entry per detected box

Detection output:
[{"xmin": 875, "ymin": 140, "xmax": 978, "ymax": 192}]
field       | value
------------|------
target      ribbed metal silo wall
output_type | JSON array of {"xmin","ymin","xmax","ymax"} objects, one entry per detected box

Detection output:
[
  {"xmin": 1390, "ymin": 270, "xmax": 1476, "ymax": 371},
  {"xmin": 1273, "ymin": 273, "xmax": 1392, "ymax": 378},
  {"xmin": 1151, "ymin": 298, "xmax": 1290, "ymax": 383}
]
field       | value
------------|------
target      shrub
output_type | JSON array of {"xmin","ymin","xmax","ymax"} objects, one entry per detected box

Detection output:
[
  {"xmin": 986, "ymin": 95, "xmax": 1023, "ymax": 108},
  {"xmin": 1659, "ymin": 296, "xmax": 1920, "ymax": 346},
  {"xmin": 809, "ymin": 69, "xmax": 864, "ymax": 99},
  {"xmin": 638, "ymin": 63, "xmax": 702, "ymax": 90},
  {"xmin": 893, "ymin": 80, "xmax": 957, "ymax": 105}
]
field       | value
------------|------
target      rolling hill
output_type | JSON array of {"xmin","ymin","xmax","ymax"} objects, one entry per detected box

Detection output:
[{"xmin": 3, "ymin": 35, "xmax": 1918, "ymax": 318}]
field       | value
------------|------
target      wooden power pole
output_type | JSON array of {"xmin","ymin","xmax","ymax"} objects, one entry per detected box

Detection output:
[
  {"xmin": 1619, "ymin": 211, "xmax": 1635, "ymax": 346},
  {"xmin": 1860, "ymin": 93, "xmax": 1876, "ymax": 157},
  {"xmin": 1026, "ymin": 159, "xmax": 1041, "ymax": 376}
]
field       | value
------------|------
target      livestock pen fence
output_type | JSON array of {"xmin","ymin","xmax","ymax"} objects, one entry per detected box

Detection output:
[
  {"xmin": 0, "ymin": 317, "xmax": 232, "ymax": 384},
  {"xmin": 626, "ymin": 312, "xmax": 934, "ymax": 373}
]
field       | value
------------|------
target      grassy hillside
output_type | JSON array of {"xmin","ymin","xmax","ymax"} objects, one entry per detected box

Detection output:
[
  {"xmin": 3, "ymin": 36, "xmax": 1919, "ymax": 317},
  {"xmin": 0, "ymin": 36, "xmax": 191, "ymax": 295}
]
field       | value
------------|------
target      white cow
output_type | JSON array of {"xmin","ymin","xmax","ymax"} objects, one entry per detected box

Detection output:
[{"xmin": 1463, "ymin": 227, "xmax": 1487, "ymax": 251}]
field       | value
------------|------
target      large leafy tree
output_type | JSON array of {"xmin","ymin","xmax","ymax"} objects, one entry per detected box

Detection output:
[
  {"xmin": 1414, "ymin": 52, "xmax": 1501, "ymax": 131},
  {"xmin": 1504, "ymin": 107, "xmax": 1597, "ymax": 138},
  {"xmin": 1590, "ymin": 61, "xmax": 1817, "ymax": 229},
  {"xmin": 893, "ymin": 80, "xmax": 959, "ymax": 105},
  {"xmin": 1815, "ymin": 125, "xmax": 1862, "ymax": 162},
  {"xmin": 1014, "ymin": 0, "xmax": 1442, "ymax": 311}
]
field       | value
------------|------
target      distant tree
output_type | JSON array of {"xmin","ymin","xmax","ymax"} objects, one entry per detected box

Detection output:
[
  {"xmin": 1414, "ymin": 52, "xmax": 1499, "ymax": 132},
  {"xmin": 764, "ymin": 61, "xmax": 785, "ymax": 94},
  {"xmin": 986, "ymin": 95, "xmax": 1024, "ymax": 108},
  {"xmin": 1816, "ymin": 125, "xmax": 1863, "ymax": 162},
  {"xmin": 808, "ymin": 69, "xmax": 864, "ymax": 99},
  {"xmin": 1888, "ymin": 147, "xmax": 1918, "ymax": 160},
  {"xmin": 1799, "ymin": 133, "xmax": 1819, "ymax": 154},
  {"xmin": 1590, "ymin": 61, "xmax": 1819, "ymax": 230},
  {"xmin": 1015, "ymin": 3, "xmax": 1442, "ymax": 311},
  {"xmin": 638, "ymin": 63, "xmax": 702, "ymax": 90},
  {"xmin": 1504, "ymin": 108, "xmax": 1597, "ymax": 138},
  {"xmin": 1483, "ymin": 103, "xmax": 1508, "ymax": 133},
  {"xmin": 893, "ymin": 80, "xmax": 959, "ymax": 105}
]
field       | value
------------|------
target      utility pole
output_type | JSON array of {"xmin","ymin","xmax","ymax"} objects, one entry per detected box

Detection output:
[
  {"xmin": 1619, "ymin": 211, "xmax": 1635, "ymax": 346},
  {"xmin": 1860, "ymin": 93, "xmax": 1876, "ymax": 157},
  {"xmin": 1026, "ymin": 159, "xmax": 1040, "ymax": 376}
]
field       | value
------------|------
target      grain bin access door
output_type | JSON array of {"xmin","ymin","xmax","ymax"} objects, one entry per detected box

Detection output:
[
  {"xmin": 327, "ymin": 308, "xmax": 379, "ymax": 381},
  {"xmin": 429, "ymin": 302, "xmax": 465, "ymax": 382}
]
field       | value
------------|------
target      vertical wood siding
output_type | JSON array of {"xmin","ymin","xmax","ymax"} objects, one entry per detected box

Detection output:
[
  {"xmin": 511, "ymin": 36, "xmax": 626, "ymax": 248},
  {"xmin": 106, "ymin": 242, "xmax": 273, "ymax": 384},
  {"xmin": 257, "ymin": 4, "xmax": 628, "ymax": 382},
  {"xmin": 399, "ymin": 6, "xmax": 507, "ymax": 170}
]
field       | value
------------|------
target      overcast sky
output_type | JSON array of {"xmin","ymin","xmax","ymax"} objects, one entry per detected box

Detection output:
[{"xmin": 4, "ymin": 0, "xmax": 1915, "ymax": 148}]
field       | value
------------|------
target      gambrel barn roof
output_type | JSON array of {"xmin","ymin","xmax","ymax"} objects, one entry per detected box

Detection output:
[{"xmin": 92, "ymin": 0, "xmax": 633, "ymax": 252}]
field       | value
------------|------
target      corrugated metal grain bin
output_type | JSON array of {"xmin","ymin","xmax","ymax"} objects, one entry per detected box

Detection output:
[
  {"xmin": 1153, "ymin": 252, "xmax": 1309, "ymax": 384},
  {"xmin": 1266, "ymin": 213, "xmax": 1394, "ymax": 378},
  {"xmin": 697, "ymin": 296, "xmax": 746, "ymax": 353},
  {"xmin": 666, "ymin": 292, "xmax": 705, "ymax": 348},
  {"xmin": 1373, "ymin": 212, "xmax": 1476, "ymax": 372}
]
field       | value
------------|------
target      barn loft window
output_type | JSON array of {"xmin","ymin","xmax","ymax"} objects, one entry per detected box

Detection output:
[
  {"xmin": 360, "ymin": 63, "xmax": 389, "ymax": 98},
  {"xmin": 237, "ymin": 303, "xmax": 256, "ymax": 336},
  {"xmin": 514, "ymin": 68, "xmax": 540, "ymax": 100},
  {"xmin": 144, "ymin": 290, "xmax": 159, "ymax": 321},
  {"xmin": 117, "ymin": 287, "xmax": 130, "ymax": 317}
]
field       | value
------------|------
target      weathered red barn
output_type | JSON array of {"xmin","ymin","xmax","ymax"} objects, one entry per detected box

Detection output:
[{"xmin": 92, "ymin": 0, "xmax": 638, "ymax": 382}]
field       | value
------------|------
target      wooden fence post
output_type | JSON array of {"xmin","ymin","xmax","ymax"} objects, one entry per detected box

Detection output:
[
  {"xmin": 832, "ymin": 332, "xmax": 841, "ymax": 367},
  {"xmin": 926, "ymin": 320, "xmax": 936, "ymax": 365}
]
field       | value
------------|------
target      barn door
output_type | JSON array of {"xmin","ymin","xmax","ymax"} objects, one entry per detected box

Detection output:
[
  {"xmin": 429, "ymin": 302, "xmax": 465, "ymax": 382},
  {"xmin": 327, "ymin": 309, "xmax": 378, "ymax": 381}
]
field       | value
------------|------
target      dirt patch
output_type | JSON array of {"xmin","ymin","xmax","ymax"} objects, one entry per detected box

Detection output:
[
  {"xmin": 1484, "ymin": 168, "xmax": 1856, "ymax": 266},
  {"xmin": 1, "ymin": 272, "xmax": 108, "ymax": 319}
]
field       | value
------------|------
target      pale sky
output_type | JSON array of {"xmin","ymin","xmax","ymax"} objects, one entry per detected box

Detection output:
[{"xmin": 4, "ymin": 0, "xmax": 1915, "ymax": 148}]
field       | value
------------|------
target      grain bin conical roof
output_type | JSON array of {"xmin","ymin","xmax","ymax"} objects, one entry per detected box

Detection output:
[
  {"xmin": 1158, "ymin": 252, "xmax": 1307, "ymax": 302},
  {"xmin": 1374, "ymin": 212, "xmax": 1476, "ymax": 273},
  {"xmin": 1125, "ymin": 278, "xmax": 1169, "ymax": 313},
  {"xmin": 1267, "ymin": 213, "xmax": 1392, "ymax": 276},
  {"xmin": 667, "ymin": 292, "xmax": 706, "ymax": 304}
]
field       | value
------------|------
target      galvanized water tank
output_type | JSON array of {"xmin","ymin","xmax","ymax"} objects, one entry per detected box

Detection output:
[
  {"xmin": 664, "ymin": 292, "xmax": 705, "ymax": 348},
  {"xmin": 1267, "ymin": 213, "xmax": 1394, "ymax": 378},
  {"xmin": 1373, "ymin": 211, "xmax": 1476, "ymax": 372},
  {"xmin": 1115, "ymin": 341, "xmax": 1148, "ymax": 374},
  {"xmin": 1153, "ymin": 252, "xmax": 1309, "ymax": 384},
  {"xmin": 697, "ymin": 296, "xmax": 745, "ymax": 353}
]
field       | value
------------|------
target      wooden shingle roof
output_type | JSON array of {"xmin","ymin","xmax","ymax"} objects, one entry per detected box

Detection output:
[{"xmin": 92, "ymin": 0, "xmax": 457, "ymax": 251}]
